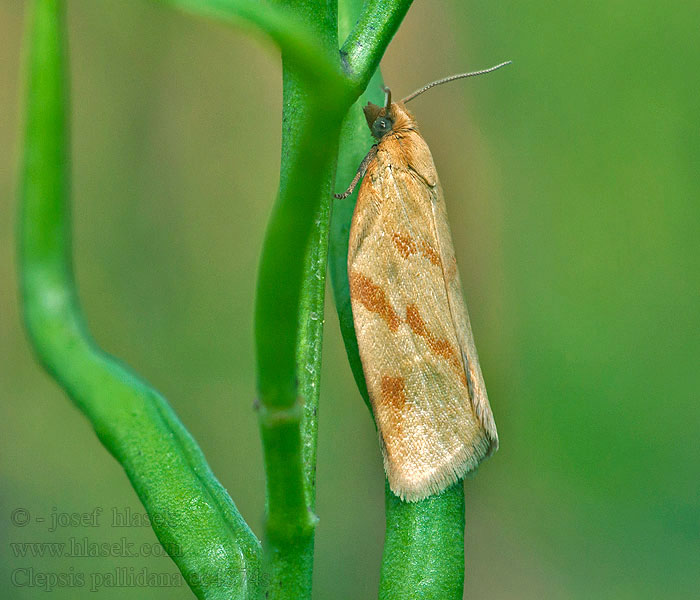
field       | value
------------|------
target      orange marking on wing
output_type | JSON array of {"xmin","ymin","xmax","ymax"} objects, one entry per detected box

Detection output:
[
  {"xmin": 349, "ymin": 271, "xmax": 401, "ymax": 332},
  {"xmin": 379, "ymin": 375, "xmax": 409, "ymax": 452},
  {"xmin": 381, "ymin": 375, "xmax": 408, "ymax": 411},
  {"xmin": 405, "ymin": 304, "xmax": 466, "ymax": 386},
  {"xmin": 392, "ymin": 232, "xmax": 417, "ymax": 260},
  {"xmin": 391, "ymin": 232, "xmax": 441, "ymax": 267},
  {"xmin": 419, "ymin": 240, "xmax": 441, "ymax": 266}
]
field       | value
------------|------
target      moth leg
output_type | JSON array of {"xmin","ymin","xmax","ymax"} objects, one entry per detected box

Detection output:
[{"xmin": 334, "ymin": 145, "xmax": 378, "ymax": 199}]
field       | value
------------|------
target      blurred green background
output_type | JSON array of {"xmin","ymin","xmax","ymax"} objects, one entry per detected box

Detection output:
[{"xmin": 1, "ymin": 0, "xmax": 698, "ymax": 598}]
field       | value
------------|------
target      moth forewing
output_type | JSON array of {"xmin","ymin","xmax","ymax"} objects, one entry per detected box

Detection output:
[
  {"xmin": 348, "ymin": 101, "xmax": 497, "ymax": 502},
  {"xmin": 431, "ymin": 183, "xmax": 498, "ymax": 448}
]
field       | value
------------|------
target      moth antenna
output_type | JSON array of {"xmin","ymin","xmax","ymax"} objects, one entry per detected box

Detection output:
[
  {"xmin": 401, "ymin": 61, "xmax": 512, "ymax": 104},
  {"xmin": 382, "ymin": 85, "xmax": 392, "ymax": 109},
  {"xmin": 334, "ymin": 145, "xmax": 379, "ymax": 199}
]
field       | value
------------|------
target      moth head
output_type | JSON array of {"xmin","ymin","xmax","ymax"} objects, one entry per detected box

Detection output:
[
  {"xmin": 364, "ymin": 102, "xmax": 395, "ymax": 140},
  {"xmin": 364, "ymin": 62, "xmax": 513, "ymax": 140}
]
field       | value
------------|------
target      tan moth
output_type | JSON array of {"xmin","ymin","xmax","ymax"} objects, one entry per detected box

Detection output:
[{"xmin": 336, "ymin": 62, "xmax": 510, "ymax": 502}]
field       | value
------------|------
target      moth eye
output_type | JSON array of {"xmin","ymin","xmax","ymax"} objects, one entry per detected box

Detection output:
[{"xmin": 372, "ymin": 117, "xmax": 393, "ymax": 138}]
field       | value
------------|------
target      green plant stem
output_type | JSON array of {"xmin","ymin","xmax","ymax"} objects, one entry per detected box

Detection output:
[
  {"xmin": 340, "ymin": 0, "xmax": 413, "ymax": 89},
  {"xmin": 255, "ymin": 1, "xmax": 341, "ymax": 597},
  {"xmin": 380, "ymin": 482, "xmax": 465, "ymax": 599},
  {"xmin": 254, "ymin": 0, "xmax": 420, "ymax": 595},
  {"xmin": 333, "ymin": 2, "xmax": 467, "ymax": 598},
  {"xmin": 18, "ymin": 2, "xmax": 261, "ymax": 599},
  {"xmin": 331, "ymin": 70, "xmax": 384, "ymax": 411}
]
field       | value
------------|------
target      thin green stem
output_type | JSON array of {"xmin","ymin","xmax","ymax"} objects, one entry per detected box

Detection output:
[
  {"xmin": 255, "ymin": 1, "xmax": 342, "ymax": 597},
  {"xmin": 156, "ymin": 1, "xmax": 354, "ymax": 597},
  {"xmin": 18, "ymin": 2, "xmax": 261, "ymax": 599},
  {"xmin": 340, "ymin": 0, "xmax": 414, "ymax": 91},
  {"xmin": 331, "ymin": 71, "xmax": 384, "ymax": 411},
  {"xmin": 255, "ymin": 66, "xmax": 344, "ymax": 600},
  {"xmin": 380, "ymin": 482, "xmax": 465, "ymax": 599},
  {"xmin": 254, "ymin": 0, "xmax": 417, "ymax": 595}
]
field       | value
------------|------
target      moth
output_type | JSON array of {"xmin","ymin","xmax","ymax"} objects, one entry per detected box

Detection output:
[{"xmin": 336, "ymin": 63, "xmax": 510, "ymax": 502}]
